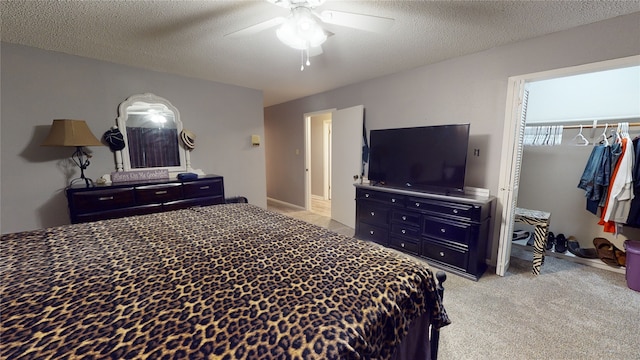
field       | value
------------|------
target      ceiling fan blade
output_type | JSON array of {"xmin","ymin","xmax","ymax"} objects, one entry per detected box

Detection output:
[
  {"xmin": 319, "ymin": 10, "xmax": 394, "ymax": 32},
  {"xmin": 224, "ymin": 16, "xmax": 285, "ymax": 38},
  {"xmin": 308, "ymin": 45, "xmax": 323, "ymax": 57}
]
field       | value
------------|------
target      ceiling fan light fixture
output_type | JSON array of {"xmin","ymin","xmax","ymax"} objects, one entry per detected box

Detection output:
[
  {"xmin": 276, "ymin": 7, "xmax": 327, "ymax": 50},
  {"xmin": 267, "ymin": 0, "xmax": 326, "ymax": 9}
]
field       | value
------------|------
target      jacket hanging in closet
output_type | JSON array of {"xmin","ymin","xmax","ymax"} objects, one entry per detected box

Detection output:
[{"xmin": 577, "ymin": 144, "xmax": 611, "ymax": 214}]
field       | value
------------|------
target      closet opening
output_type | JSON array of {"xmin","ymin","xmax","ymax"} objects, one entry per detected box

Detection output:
[{"xmin": 496, "ymin": 55, "xmax": 640, "ymax": 276}]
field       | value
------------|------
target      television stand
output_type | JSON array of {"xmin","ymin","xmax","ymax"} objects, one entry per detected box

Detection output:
[{"xmin": 354, "ymin": 184, "xmax": 495, "ymax": 280}]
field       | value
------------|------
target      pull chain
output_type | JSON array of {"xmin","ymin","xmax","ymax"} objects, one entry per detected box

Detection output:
[{"xmin": 300, "ymin": 46, "xmax": 312, "ymax": 71}]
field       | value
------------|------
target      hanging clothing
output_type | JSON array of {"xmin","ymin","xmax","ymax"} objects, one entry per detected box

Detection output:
[
  {"xmin": 599, "ymin": 137, "xmax": 635, "ymax": 233},
  {"xmin": 599, "ymin": 142, "xmax": 621, "ymax": 208},
  {"xmin": 626, "ymin": 137, "xmax": 640, "ymax": 226},
  {"xmin": 578, "ymin": 145, "xmax": 611, "ymax": 214},
  {"xmin": 578, "ymin": 145, "xmax": 607, "ymax": 211}
]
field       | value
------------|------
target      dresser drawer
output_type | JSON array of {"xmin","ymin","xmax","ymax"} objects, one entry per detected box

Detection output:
[
  {"xmin": 75, "ymin": 204, "xmax": 162, "ymax": 223},
  {"xmin": 69, "ymin": 187, "xmax": 135, "ymax": 212},
  {"xmin": 357, "ymin": 188, "xmax": 405, "ymax": 207},
  {"xmin": 357, "ymin": 201, "xmax": 390, "ymax": 225},
  {"xmin": 135, "ymin": 183, "xmax": 183, "ymax": 204},
  {"xmin": 389, "ymin": 236, "xmax": 420, "ymax": 255},
  {"xmin": 391, "ymin": 210, "xmax": 421, "ymax": 227},
  {"xmin": 183, "ymin": 178, "xmax": 223, "ymax": 199},
  {"xmin": 357, "ymin": 222, "xmax": 388, "ymax": 246},
  {"xmin": 423, "ymin": 216, "xmax": 472, "ymax": 246},
  {"xmin": 391, "ymin": 223, "xmax": 421, "ymax": 238},
  {"xmin": 422, "ymin": 239, "xmax": 468, "ymax": 270},
  {"xmin": 408, "ymin": 197, "xmax": 482, "ymax": 222}
]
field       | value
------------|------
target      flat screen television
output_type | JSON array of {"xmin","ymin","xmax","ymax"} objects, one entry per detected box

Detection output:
[{"xmin": 367, "ymin": 124, "xmax": 470, "ymax": 195}]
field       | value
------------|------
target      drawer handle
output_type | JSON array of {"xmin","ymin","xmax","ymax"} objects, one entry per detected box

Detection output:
[
  {"xmin": 402, "ymin": 216, "xmax": 407, "ymax": 221},
  {"xmin": 155, "ymin": 190, "xmax": 168, "ymax": 195},
  {"xmin": 391, "ymin": 198, "xmax": 396, "ymax": 203},
  {"xmin": 401, "ymin": 242, "xmax": 405, "ymax": 248},
  {"xmin": 440, "ymin": 228, "xmax": 446, "ymax": 233},
  {"xmin": 369, "ymin": 230, "xmax": 375, "ymax": 235},
  {"xmin": 401, "ymin": 229, "xmax": 406, "ymax": 234},
  {"xmin": 98, "ymin": 196, "xmax": 114, "ymax": 201},
  {"xmin": 439, "ymin": 251, "xmax": 445, "ymax": 257},
  {"xmin": 415, "ymin": 203, "xmax": 420, "ymax": 207},
  {"xmin": 370, "ymin": 211, "xmax": 375, "ymax": 216},
  {"xmin": 453, "ymin": 209, "xmax": 458, "ymax": 214},
  {"xmin": 365, "ymin": 193, "xmax": 370, "ymax": 198},
  {"xmin": 199, "ymin": 186, "xmax": 210, "ymax": 190}
]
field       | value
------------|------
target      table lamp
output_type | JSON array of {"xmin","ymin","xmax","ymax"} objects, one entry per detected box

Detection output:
[{"xmin": 41, "ymin": 119, "xmax": 104, "ymax": 187}]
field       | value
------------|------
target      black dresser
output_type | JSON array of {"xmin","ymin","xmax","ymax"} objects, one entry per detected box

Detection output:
[
  {"xmin": 355, "ymin": 184, "xmax": 494, "ymax": 280},
  {"xmin": 66, "ymin": 175, "xmax": 225, "ymax": 224}
]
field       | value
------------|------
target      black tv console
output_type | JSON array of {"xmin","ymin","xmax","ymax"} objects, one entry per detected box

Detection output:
[{"xmin": 355, "ymin": 184, "xmax": 495, "ymax": 281}]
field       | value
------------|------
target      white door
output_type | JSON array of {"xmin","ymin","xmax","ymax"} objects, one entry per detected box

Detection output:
[
  {"xmin": 496, "ymin": 81, "xmax": 528, "ymax": 276},
  {"xmin": 330, "ymin": 105, "xmax": 364, "ymax": 228}
]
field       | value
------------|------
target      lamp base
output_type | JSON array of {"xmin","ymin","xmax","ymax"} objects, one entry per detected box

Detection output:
[
  {"xmin": 68, "ymin": 146, "xmax": 94, "ymax": 188},
  {"xmin": 69, "ymin": 176, "xmax": 94, "ymax": 188}
]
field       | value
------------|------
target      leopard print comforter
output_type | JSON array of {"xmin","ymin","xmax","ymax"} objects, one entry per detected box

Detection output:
[{"xmin": 1, "ymin": 204, "xmax": 449, "ymax": 359}]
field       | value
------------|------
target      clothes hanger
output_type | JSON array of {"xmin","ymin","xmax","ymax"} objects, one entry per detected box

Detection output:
[
  {"xmin": 571, "ymin": 125, "xmax": 589, "ymax": 146},
  {"xmin": 622, "ymin": 122, "xmax": 630, "ymax": 138},
  {"xmin": 596, "ymin": 123, "xmax": 609, "ymax": 146}
]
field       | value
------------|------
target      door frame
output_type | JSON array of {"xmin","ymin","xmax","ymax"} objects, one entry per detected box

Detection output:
[
  {"xmin": 495, "ymin": 54, "xmax": 640, "ymax": 276},
  {"xmin": 323, "ymin": 119, "xmax": 332, "ymax": 200},
  {"xmin": 304, "ymin": 108, "xmax": 336, "ymax": 211}
]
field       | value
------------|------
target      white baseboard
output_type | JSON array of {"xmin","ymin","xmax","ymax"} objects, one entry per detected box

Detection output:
[{"xmin": 266, "ymin": 197, "xmax": 306, "ymax": 211}]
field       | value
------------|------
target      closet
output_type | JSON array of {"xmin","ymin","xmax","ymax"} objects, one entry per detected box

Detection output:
[{"xmin": 512, "ymin": 65, "xmax": 640, "ymax": 273}]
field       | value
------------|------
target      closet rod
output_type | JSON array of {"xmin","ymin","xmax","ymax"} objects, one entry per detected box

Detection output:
[{"xmin": 561, "ymin": 122, "xmax": 640, "ymax": 130}]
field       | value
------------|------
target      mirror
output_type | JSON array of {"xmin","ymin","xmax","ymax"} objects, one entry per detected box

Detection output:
[{"xmin": 115, "ymin": 93, "xmax": 193, "ymax": 175}]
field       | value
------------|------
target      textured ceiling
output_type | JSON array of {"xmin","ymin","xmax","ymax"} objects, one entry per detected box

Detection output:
[{"xmin": 2, "ymin": 1, "xmax": 639, "ymax": 106}]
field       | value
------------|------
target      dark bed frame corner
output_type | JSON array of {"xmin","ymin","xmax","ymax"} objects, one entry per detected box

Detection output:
[{"xmin": 430, "ymin": 270, "xmax": 447, "ymax": 360}]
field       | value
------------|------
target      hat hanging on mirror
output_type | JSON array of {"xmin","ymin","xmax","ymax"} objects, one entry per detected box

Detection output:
[
  {"xmin": 180, "ymin": 129, "xmax": 196, "ymax": 150},
  {"xmin": 103, "ymin": 127, "xmax": 125, "ymax": 151}
]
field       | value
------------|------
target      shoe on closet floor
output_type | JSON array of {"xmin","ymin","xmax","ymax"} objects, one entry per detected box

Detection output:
[
  {"xmin": 593, "ymin": 238, "xmax": 620, "ymax": 267},
  {"xmin": 545, "ymin": 232, "xmax": 555, "ymax": 251},
  {"xmin": 615, "ymin": 248, "xmax": 626, "ymax": 267},
  {"xmin": 512, "ymin": 230, "xmax": 530, "ymax": 241},
  {"xmin": 526, "ymin": 234, "xmax": 534, "ymax": 246},
  {"xmin": 566, "ymin": 236, "xmax": 598, "ymax": 259},
  {"xmin": 555, "ymin": 233, "xmax": 567, "ymax": 253}
]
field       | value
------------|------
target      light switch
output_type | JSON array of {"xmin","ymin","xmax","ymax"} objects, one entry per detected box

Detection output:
[{"xmin": 251, "ymin": 134, "xmax": 260, "ymax": 146}]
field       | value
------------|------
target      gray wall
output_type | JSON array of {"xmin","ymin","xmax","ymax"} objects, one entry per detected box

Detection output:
[
  {"xmin": 1, "ymin": 43, "xmax": 266, "ymax": 234},
  {"xmin": 264, "ymin": 12, "xmax": 640, "ymax": 257}
]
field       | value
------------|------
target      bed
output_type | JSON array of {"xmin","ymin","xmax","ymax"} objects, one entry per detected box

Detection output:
[{"xmin": 1, "ymin": 203, "xmax": 450, "ymax": 359}]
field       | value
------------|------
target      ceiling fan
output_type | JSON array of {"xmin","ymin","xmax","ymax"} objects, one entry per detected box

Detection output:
[{"xmin": 225, "ymin": 0, "xmax": 394, "ymax": 70}]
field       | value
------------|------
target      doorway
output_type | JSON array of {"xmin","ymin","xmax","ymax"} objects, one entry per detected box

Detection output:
[
  {"xmin": 304, "ymin": 105, "xmax": 364, "ymax": 229},
  {"xmin": 307, "ymin": 112, "xmax": 332, "ymax": 217},
  {"xmin": 495, "ymin": 55, "xmax": 640, "ymax": 276}
]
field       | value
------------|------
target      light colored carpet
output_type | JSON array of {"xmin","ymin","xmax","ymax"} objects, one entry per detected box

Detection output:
[{"xmin": 268, "ymin": 200, "xmax": 640, "ymax": 360}]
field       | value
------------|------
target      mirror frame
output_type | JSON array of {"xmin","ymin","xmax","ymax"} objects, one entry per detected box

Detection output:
[{"xmin": 114, "ymin": 93, "xmax": 192, "ymax": 175}]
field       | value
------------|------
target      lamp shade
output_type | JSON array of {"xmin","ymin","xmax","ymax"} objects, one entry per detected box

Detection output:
[{"xmin": 41, "ymin": 119, "xmax": 104, "ymax": 147}]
